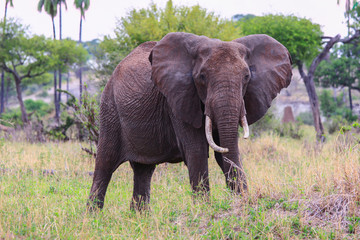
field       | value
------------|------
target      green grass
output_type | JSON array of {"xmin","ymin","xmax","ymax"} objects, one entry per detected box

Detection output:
[{"xmin": 0, "ymin": 129, "xmax": 359, "ymax": 239}]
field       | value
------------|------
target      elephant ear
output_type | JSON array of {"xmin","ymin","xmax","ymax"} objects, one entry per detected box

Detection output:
[
  {"xmin": 149, "ymin": 32, "xmax": 206, "ymax": 128},
  {"xmin": 233, "ymin": 34, "xmax": 293, "ymax": 125}
]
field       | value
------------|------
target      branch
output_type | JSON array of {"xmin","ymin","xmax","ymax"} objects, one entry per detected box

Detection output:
[
  {"xmin": 308, "ymin": 34, "xmax": 341, "ymax": 77},
  {"xmin": 21, "ymin": 70, "xmax": 46, "ymax": 80},
  {"xmin": 0, "ymin": 63, "xmax": 15, "ymax": 75},
  {"xmin": 296, "ymin": 61, "xmax": 307, "ymax": 80},
  {"xmin": 352, "ymin": 86, "xmax": 360, "ymax": 92},
  {"xmin": 339, "ymin": 30, "xmax": 360, "ymax": 44}
]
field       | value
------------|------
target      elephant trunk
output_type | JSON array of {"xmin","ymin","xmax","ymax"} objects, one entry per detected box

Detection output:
[
  {"xmin": 205, "ymin": 103, "xmax": 249, "ymax": 153},
  {"xmin": 215, "ymin": 103, "xmax": 247, "ymax": 192},
  {"xmin": 205, "ymin": 116, "xmax": 229, "ymax": 153}
]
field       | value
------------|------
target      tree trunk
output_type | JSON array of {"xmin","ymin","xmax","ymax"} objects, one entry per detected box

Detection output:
[
  {"xmin": 298, "ymin": 63, "xmax": 325, "ymax": 142},
  {"xmin": 58, "ymin": 3, "xmax": 62, "ymax": 114},
  {"xmin": 1, "ymin": 2, "xmax": 8, "ymax": 114},
  {"xmin": 348, "ymin": 86, "xmax": 353, "ymax": 110},
  {"xmin": 0, "ymin": 70, "xmax": 4, "ymax": 114},
  {"xmin": 5, "ymin": 76, "xmax": 10, "ymax": 109},
  {"xmin": 332, "ymin": 86, "xmax": 337, "ymax": 102},
  {"xmin": 66, "ymin": 71, "xmax": 70, "ymax": 102},
  {"xmin": 52, "ymin": 17, "xmax": 56, "ymax": 40},
  {"xmin": 51, "ymin": 17, "xmax": 59, "ymax": 123},
  {"xmin": 14, "ymin": 76, "xmax": 28, "ymax": 124},
  {"xmin": 79, "ymin": 16, "xmax": 83, "ymax": 104},
  {"xmin": 54, "ymin": 70, "xmax": 59, "ymax": 122}
]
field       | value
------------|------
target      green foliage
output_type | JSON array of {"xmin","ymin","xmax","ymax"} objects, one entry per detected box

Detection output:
[
  {"xmin": 319, "ymin": 90, "xmax": 357, "ymax": 123},
  {"xmin": 61, "ymin": 87, "xmax": 100, "ymax": 154},
  {"xmin": 48, "ymin": 39, "xmax": 89, "ymax": 73},
  {"xmin": 23, "ymin": 99, "xmax": 52, "ymax": 117},
  {"xmin": 0, "ymin": 99, "xmax": 52, "ymax": 126},
  {"xmin": 296, "ymin": 111, "xmax": 314, "ymax": 126},
  {"xmin": 315, "ymin": 44, "xmax": 360, "ymax": 91},
  {"xmin": 0, "ymin": 19, "xmax": 58, "ymax": 79},
  {"xmin": 349, "ymin": 2, "xmax": 360, "ymax": 30},
  {"xmin": 239, "ymin": 14, "xmax": 323, "ymax": 64},
  {"xmin": 38, "ymin": 0, "xmax": 58, "ymax": 18},
  {"xmin": 274, "ymin": 122, "xmax": 304, "ymax": 139},
  {"xmin": 249, "ymin": 109, "xmax": 303, "ymax": 139},
  {"xmin": 249, "ymin": 109, "xmax": 279, "ymax": 137},
  {"xmin": 232, "ymin": 13, "xmax": 256, "ymax": 22},
  {"xmin": 74, "ymin": 0, "xmax": 90, "ymax": 19},
  {"xmin": 95, "ymin": 0, "xmax": 240, "ymax": 83},
  {"xmin": 119, "ymin": 0, "xmax": 239, "ymax": 46}
]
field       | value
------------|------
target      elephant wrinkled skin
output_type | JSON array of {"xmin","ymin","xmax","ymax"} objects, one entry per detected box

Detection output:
[{"xmin": 88, "ymin": 32, "xmax": 293, "ymax": 210}]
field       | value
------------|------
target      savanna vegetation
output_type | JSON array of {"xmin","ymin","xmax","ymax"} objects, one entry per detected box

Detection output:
[
  {"xmin": 0, "ymin": 0, "xmax": 360, "ymax": 239},
  {"xmin": 1, "ymin": 127, "xmax": 359, "ymax": 238}
]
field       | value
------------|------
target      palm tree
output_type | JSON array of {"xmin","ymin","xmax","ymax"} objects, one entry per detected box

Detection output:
[
  {"xmin": 337, "ymin": 0, "xmax": 356, "ymax": 110},
  {"xmin": 57, "ymin": 0, "xmax": 66, "ymax": 113},
  {"xmin": 1, "ymin": 0, "xmax": 14, "ymax": 115},
  {"xmin": 74, "ymin": 0, "xmax": 89, "ymax": 104},
  {"xmin": 37, "ymin": 0, "xmax": 60, "ymax": 121},
  {"xmin": 38, "ymin": 0, "xmax": 57, "ymax": 39}
]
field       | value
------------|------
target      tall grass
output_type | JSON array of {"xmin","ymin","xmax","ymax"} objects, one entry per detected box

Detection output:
[{"xmin": 0, "ymin": 128, "xmax": 359, "ymax": 239}]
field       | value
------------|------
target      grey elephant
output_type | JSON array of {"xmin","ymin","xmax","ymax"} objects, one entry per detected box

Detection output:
[{"xmin": 88, "ymin": 32, "xmax": 292, "ymax": 210}]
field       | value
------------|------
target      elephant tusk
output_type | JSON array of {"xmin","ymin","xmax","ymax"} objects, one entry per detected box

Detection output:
[
  {"xmin": 241, "ymin": 115, "xmax": 249, "ymax": 139},
  {"xmin": 205, "ymin": 116, "xmax": 229, "ymax": 153}
]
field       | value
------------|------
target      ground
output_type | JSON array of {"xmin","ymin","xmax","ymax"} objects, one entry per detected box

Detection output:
[{"xmin": 0, "ymin": 127, "xmax": 359, "ymax": 239}]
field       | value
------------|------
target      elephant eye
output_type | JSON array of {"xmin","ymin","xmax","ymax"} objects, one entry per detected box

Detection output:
[
  {"xmin": 244, "ymin": 74, "xmax": 250, "ymax": 82},
  {"xmin": 199, "ymin": 73, "xmax": 206, "ymax": 85}
]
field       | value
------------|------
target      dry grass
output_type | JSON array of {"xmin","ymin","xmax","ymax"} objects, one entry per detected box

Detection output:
[{"xmin": 0, "ymin": 127, "xmax": 359, "ymax": 239}]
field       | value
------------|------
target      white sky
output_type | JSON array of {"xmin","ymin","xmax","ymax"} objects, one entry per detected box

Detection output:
[{"xmin": 0, "ymin": 0, "xmax": 349, "ymax": 41}]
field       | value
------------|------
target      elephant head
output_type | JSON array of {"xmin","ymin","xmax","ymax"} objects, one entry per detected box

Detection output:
[{"xmin": 149, "ymin": 32, "xmax": 292, "ymax": 156}]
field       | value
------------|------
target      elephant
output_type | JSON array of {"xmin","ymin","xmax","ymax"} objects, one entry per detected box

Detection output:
[{"xmin": 88, "ymin": 32, "xmax": 292, "ymax": 211}]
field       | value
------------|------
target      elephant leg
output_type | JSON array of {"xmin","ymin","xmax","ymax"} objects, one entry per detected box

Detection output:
[
  {"xmin": 130, "ymin": 162, "xmax": 156, "ymax": 211},
  {"xmin": 88, "ymin": 125, "xmax": 123, "ymax": 210},
  {"xmin": 213, "ymin": 130, "xmax": 247, "ymax": 194},
  {"xmin": 88, "ymin": 148, "xmax": 123, "ymax": 210},
  {"xmin": 187, "ymin": 155, "xmax": 210, "ymax": 196}
]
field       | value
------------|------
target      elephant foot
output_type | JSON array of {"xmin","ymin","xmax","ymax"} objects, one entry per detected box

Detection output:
[
  {"xmin": 226, "ymin": 178, "xmax": 248, "ymax": 195},
  {"xmin": 130, "ymin": 196, "xmax": 150, "ymax": 212},
  {"xmin": 87, "ymin": 197, "xmax": 105, "ymax": 213}
]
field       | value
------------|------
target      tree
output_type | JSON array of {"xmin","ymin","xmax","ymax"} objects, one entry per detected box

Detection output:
[
  {"xmin": 74, "ymin": 0, "xmax": 90, "ymax": 104},
  {"xmin": 0, "ymin": 20, "xmax": 55, "ymax": 124},
  {"xmin": 95, "ymin": 0, "xmax": 239, "ymax": 83},
  {"xmin": 0, "ymin": 19, "xmax": 87, "ymax": 125},
  {"xmin": 315, "ymin": 44, "xmax": 360, "ymax": 111},
  {"xmin": 37, "ymin": 0, "xmax": 60, "ymax": 121},
  {"xmin": 57, "ymin": 0, "xmax": 67, "ymax": 116},
  {"xmin": 49, "ymin": 39, "xmax": 88, "ymax": 83},
  {"xmin": 1, "ymin": 0, "xmax": 14, "ymax": 115},
  {"xmin": 239, "ymin": 14, "xmax": 359, "ymax": 141}
]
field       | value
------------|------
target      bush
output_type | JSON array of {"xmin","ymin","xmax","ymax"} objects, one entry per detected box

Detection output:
[
  {"xmin": 24, "ymin": 99, "xmax": 52, "ymax": 117},
  {"xmin": 319, "ymin": 90, "xmax": 357, "ymax": 123},
  {"xmin": 273, "ymin": 122, "xmax": 304, "ymax": 139},
  {"xmin": 296, "ymin": 111, "xmax": 314, "ymax": 126},
  {"xmin": 0, "ymin": 99, "xmax": 52, "ymax": 126},
  {"xmin": 249, "ymin": 109, "xmax": 279, "ymax": 137},
  {"xmin": 326, "ymin": 115, "xmax": 350, "ymax": 134},
  {"xmin": 248, "ymin": 109, "xmax": 304, "ymax": 139}
]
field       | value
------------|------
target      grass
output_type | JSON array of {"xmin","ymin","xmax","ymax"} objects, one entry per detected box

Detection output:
[{"xmin": 0, "ymin": 127, "xmax": 359, "ymax": 239}]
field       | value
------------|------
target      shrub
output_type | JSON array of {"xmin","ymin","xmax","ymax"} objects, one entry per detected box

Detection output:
[
  {"xmin": 319, "ymin": 90, "xmax": 357, "ymax": 123},
  {"xmin": 296, "ymin": 111, "xmax": 314, "ymax": 126},
  {"xmin": 249, "ymin": 109, "xmax": 279, "ymax": 137},
  {"xmin": 274, "ymin": 122, "xmax": 304, "ymax": 139},
  {"xmin": 248, "ymin": 109, "xmax": 304, "ymax": 139},
  {"xmin": 0, "ymin": 99, "xmax": 52, "ymax": 126}
]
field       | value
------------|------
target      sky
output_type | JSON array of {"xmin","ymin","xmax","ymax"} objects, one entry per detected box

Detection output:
[{"xmin": 0, "ymin": 0, "xmax": 349, "ymax": 42}]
